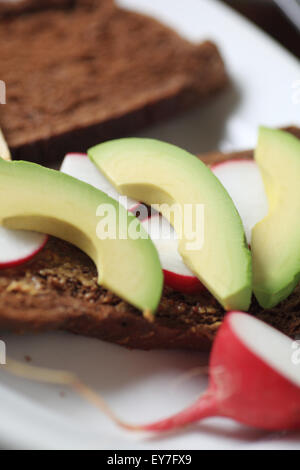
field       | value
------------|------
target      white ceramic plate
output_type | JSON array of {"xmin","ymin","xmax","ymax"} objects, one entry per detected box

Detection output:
[{"xmin": 1, "ymin": 0, "xmax": 300, "ymax": 450}]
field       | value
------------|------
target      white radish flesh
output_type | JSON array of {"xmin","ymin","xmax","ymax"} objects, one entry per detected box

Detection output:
[
  {"xmin": 212, "ymin": 159, "xmax": 268, "ymax": 244},
  {"xmin": 0, "ymin": 228, "xmax": 47, "ymax": 268},
  {"xmin": 60, "ymin": 153, "xmax": 137, "ymax": 210},
  {"xmin": 142, "ymin": 215, "xmax": 193, "ymax": 277},
  {"xmin": 142, "ymin": 215, "xmax": 204, "ymax": 294}
]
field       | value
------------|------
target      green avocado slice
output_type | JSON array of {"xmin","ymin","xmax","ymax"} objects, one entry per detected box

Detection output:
[
  {"xmin": 252, "ymin": 127, "xmax": 300, "ymax": 308},
  {"xmin": 0, "ymin": 159, "xmax": 163, "ymax": 314},
  {"xmin": 89, "ymin": 138, "xmax": 252, "ymax": 311}
]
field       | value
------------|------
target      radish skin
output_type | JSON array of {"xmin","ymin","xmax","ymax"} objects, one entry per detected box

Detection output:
[
  {"xmin": 163, "ymin": 269, "xmax": 205, "ymax": 295},
  {"xmin": 0, "ymin": 233, "xmax": 48, "ymax": 269},
  {"xmin": 140, "ymin": 392, "xmax": 217, "ymax": 432},
  {"xmin": 135, "ymin": 312, "xmax": 300, "ymax": 432},
  {"xmin": 142, "ymin": 214, "xmax": 205, "ymax": 294},
  {"xmin": 210, "ymin": 157, "xmax": 252, "ymax": 170}
]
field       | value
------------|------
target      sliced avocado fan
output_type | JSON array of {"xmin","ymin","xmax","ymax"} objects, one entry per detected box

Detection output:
[
  {"xmin": 89, "ymin": 138, "xmax": 252, "ymax": 311},
  {"xmin": 252, "ymin": 127, "xmax": 300, "ymax": 308},
  {"xmin": 0, "ymin": 159, "xmax": 163, "ymax": 315}
]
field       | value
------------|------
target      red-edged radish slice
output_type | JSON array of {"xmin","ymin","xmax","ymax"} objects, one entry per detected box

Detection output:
[
  {"xmin": 134, "ymin": 312, "xmax": 300, "ymax": 432},
  {"xmin": 0, "ymin": 131, "xmax": 48, "ymax": 269},
  {"xmin": 212, "ymin": 159, "xmax": 268, "ymax": 244},
  {"xmin": 142, "ymin": 215, "xmax": 204, "ymax": 294},
  {"xmin": 0, "ymin": 226, "xmax": 48, "ymax": 269},
  {"xmin": 163, "ymin": 270, "xmax": 205, "ymax": 295},
  {"xmin": 60, "ymin": 153, "xmax": 137, "ymax": 210}
]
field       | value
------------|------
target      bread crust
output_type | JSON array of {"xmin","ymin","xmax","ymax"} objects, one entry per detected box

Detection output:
[
  {"xmin": 0, "ymin": 136, "xmax": 299, "ymax": 350},
  {"xmin": 0, "ymin": 0, "xmax": 227, "ymax": 164}
]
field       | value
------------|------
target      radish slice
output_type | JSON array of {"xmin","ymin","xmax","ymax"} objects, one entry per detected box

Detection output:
[
  {"xmin": 212, "ymin": 159, "xmax": 268, "ymax": 244},
  {"xmin": 0, "ymin": 227, "xmax": 47, "ymax": 269},
  {"xmin": 60, "ymin": 153, "xmax": 137, "ymax": 210},
  {"xmin": 134, "ymin": 312, "xmax": 300, "ymax": 432},
  {"xmin": 142, "ymin": 215, "xmax": 204, "ymax": 294},
  {"xmin": 61, "ymin": 154, "xmax": 203, "ymax": 294},
  {"xmin": 0, "ymin": 137, "xmax": 48, "ymax": 269},
  {"xmin": 230, "ymin": 313, "xmax": 300, "ymax": 389}
]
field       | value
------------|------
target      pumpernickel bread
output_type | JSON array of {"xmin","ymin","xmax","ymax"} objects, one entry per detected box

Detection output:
[
  {"xmin": 0, "ymin": 0, "xmax": 227, "ymax": 164},
  {"xmin": 1, "ymin": 128, "xmax": 300, "ymax": 350}
]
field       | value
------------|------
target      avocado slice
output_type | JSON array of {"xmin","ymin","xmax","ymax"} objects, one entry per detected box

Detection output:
[
  {"xmin": 89, "ymin": 138, "xmax": 252, "ymax": 311},
  {"xmin": 0, "ymin": 159, "xmax": 163, "ymax": 314},
  {"xmin": 252, "ymin": 127, "xmax": 300, "ymax": 308}
]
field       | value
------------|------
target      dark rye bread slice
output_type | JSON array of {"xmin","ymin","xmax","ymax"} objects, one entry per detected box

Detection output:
[
  {"xmin": 0, "ymin": 129, "xmax": 300, "ymax": 350},
  {"xmin": 0, "ymin": 0, "xmax": 227, "ymax": 164}
]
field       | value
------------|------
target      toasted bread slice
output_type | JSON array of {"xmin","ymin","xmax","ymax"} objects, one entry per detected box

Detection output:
[
  {"xmin": 1, "ymin": 129, "xmax": 300, "ymax": 350},
  {"xmin": 0, "ymin": 0, "xmax": 227, "ymax": 164}
]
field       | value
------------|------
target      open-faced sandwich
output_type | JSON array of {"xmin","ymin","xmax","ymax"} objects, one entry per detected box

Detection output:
[
  {"xmin": 1, "ymin": 0, "xmax": 300, "ymax": 440},
  {"xmin": 0, "ymin": 0, "xmax": 299, "ymax": 352},
  {"xmin": 0, "ymin": 126, "xmax": 299, "ymax": 350}
]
